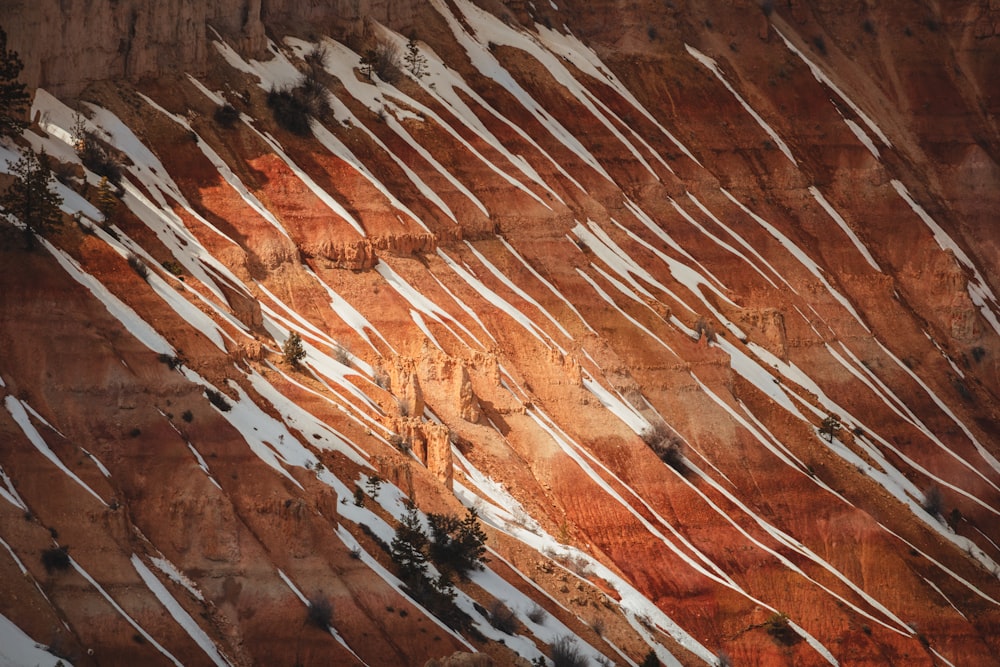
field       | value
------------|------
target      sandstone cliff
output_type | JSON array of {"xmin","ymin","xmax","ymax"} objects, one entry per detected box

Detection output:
[{"xmin": 0, "ymin": 0, "xmax": 998, "ymax": 665}]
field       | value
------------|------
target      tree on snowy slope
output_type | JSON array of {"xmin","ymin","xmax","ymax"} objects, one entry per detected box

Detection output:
[
  {"xmin": 0, "ymin": 27, "xmax": 29, "ymax": 138},
  {"xmin": 1, "ymin": 149, "xmax": 63, "ymax": 249},
  {"xmin": 390, "ymin": 503, "xmax": 430, "ymax": 583}
]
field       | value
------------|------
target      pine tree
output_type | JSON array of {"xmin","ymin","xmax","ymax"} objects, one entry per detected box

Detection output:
[
  {"xmin": 282, "ymin": 331, "xmax": 306, "ymax": 367},
  {"xmin": 427, "ymin": 507, "xmax": 487, "ymax": 579},
  {"xmin": 390, "ymin": 504, "xmax": 429, "ymax": 583},
  {"xmin": 1, "ymin": 149, "xmax": 63, "ymax": 249},
  {"xmin": 404, "ymin": 38, "xmax": 427, "ymax": 78},
  {"xmin": 0, "ymin": 27, "xmax": 29, "ymax": 138}
]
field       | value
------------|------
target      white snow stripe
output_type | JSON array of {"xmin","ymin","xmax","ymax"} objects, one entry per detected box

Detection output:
[
  {"xmin": 4, "ymin": 396, "xmax": 106, "ymax": 506},
  {"xmin": 809, "ymin": 186, "xmax": 881, "ymax": 271},
  {"xmin": 132, "ymin": 556, "xmax": 231, "ymax": 667},
  {"xmin": 465, "ymin": 241, "xmax": 574, "ymax": 340},
  {"xmin": 774, "ymin": 27, "xmax": 891, "ymax": 147},
  {"xmin": 244, "ymin": 123, "xmax": 366, "ymax": 236},
  {"xmin": 685, "ymin": 45, "xmax": 796, "ymax": 164},
  {"xmin": 72, "ymin": 558, "xmax": 186, "ymax": 667}
]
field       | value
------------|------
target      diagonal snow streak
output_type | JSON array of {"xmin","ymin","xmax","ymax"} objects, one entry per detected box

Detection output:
[
  {"xmin": 4, "ymin": 396, "xmax": 106, "ymax": 506},
  {"xmin": 132, "ymin": 555, "xmax": 231, "ymax": 667},
  {"xmin": 686, "ymin": 45, "xmax": 796, "ymax": 164},
  {"xmin": 774, "ymin": 27, "xmax": 892, "ymax": 148},
  {"xmin": 891, "ymin": 180, "xmax": 1000, "ymax": 336}
]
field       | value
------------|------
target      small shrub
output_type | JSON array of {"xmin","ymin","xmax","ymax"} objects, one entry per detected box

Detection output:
[
  {"xmin": 304, "ymin": 44, "xmax": 329, "ymax": 79},
  {"xmin": 348, "ymin": 546, "xmax": 362, "ymax": 559},
  {"xmin": 181, "ymin": 409, "xmax": 193, "ymax": 423},
  {"xmin": 812, "ymin": 35, "xmax": 828, "ymax": 55},
  {"xmin": 373, "ymin": 367, "xmax": 390, "ymax": 389},
  {"xmin": 761, "ymin": 0, "xmax": 774, "ymax": 17},
  {"xmin": 205, "ymin": 388, "xmax": 232, "ymax": 412},
  {"xmin": 161, "ymin": 260, "xmax": 184, "ymax": 277},
  {"xmin": 590, "ymin": 616, "xmax": 605, "ymax": 637},
  {"xmin": 550, "ymin": 635, "xmax": 588, "ymax": 667},
  {"xmin": 267, "ymin": 77, "xmax": 328, "ymax": 136},
  {"xmin": 647, "ymin": 25, "xmax": 658, "ymax": 40},
  {"xmin": 819, "ymin": 414, "xmax": 842, "ymax": 442},
  {"xmin": 283, "ymin": 331, "xmax": 306, "ymax": 368},
  {"xmin": 306, "ymin": 593, "xmax": 333, "ymax": 629},
  {"xmin": 78, "ymin": 131, "xmax": 124, "ymax": 185},
  {"xmin": 365, "ymin": 474, "xmax": 382, "ymax": 499},
  {"xmin": 862, "ymin": 18, "xmax": 875, "ymax": 34},
  {"xmin": 389, "ymin": 433, "xmax": 410, "ymax": 453},
  {"xmin": 641, "ymin": 422, "xmax": 687, "ymax": 474},
  {"xmin": 527, "ymin": 604, "xmax": 547, "ymax": 624},
  {"xmin": 333, "ymin": 344, "xmax": 351, "ymax": 366},
  {"xmin": 127, "ymin": 252, "xmax": 149, "ymax": 280},
  {"xmin": 396, "ymin": 398, "xmax": 410, "ymax": 418},
  {"xmin": 42, "ymin": 546, "xmax": 71, "ymax": 573},
  {"xmin": 694, "ymin": 317, "xmax": 717, "ymax": 343},
  {"xmin": 488, "ymin": 600, "xmax": 517, "ymax": 634},
  {"xmin": 213, "ymin": 103, "xmax": 240, "ymax": 128},
  {"xmin": 158, "ymin": 353, "xmax": 181, "ymax": 370},
  {"xmin": 641, "ymin": 650, "xmax": 661, "ymax": 667},
  {"xmin": 129, "ymin": 427, "xmax": 141, "ymax": 438},
  {"xmin": 266, "ymin": 86, "xmax": 311, "ymax": 136},
  {"xmin": 971, "ymin": 346, "xmax": 986, "ymax": 363},
  {"xmin": 922, "ymin": 485, "xmax": 943, "ymax": 516},
  {"xmin": 375, "ymin": 42, "xmax": 402, "ymax": 83},
  {"xmin": 765, "ymin": 612, "xmax": 800, "ymax": 645},
  {"xmin": 715, "ymin": 651, "xmax": 732, "ymax": 667},
  {"xmin": 353, "ymin": 487, "xmax": 365, "ymax": 507}
]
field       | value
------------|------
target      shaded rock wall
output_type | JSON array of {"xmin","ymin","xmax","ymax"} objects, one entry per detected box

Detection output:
[{"xmin": 3, "ymin": 0, "xmax": 425, "ymax": 97}]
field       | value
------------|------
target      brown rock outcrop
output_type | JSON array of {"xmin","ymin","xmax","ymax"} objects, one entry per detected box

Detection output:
[{"xmin": 456, "ymin": 362, "xmax": 481, "ymax": 423}]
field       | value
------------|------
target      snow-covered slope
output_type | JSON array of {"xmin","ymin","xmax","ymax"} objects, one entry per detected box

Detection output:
[{"xmin": 1, "ymin": 1, "xmax": 998, "ymax": 665}]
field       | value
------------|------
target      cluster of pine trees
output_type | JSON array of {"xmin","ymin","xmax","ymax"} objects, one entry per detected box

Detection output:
[
  {"xmin": 389, "ymin": 504, "xmax": 488, "ymax": 629},
  {"xmin": 0, "ymin": 26, "xmax": 122, "ymax": 250}
]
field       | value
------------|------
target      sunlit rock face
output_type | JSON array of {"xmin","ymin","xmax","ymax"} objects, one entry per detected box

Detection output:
[{"xmin": 1, "ymin": 0, "xmax": 998, "ymax": 665}]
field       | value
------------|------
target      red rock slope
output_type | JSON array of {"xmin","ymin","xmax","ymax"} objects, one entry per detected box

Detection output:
[{"xmin": 1, "ymin": 0, "xmax": 999, "ymax": 665}]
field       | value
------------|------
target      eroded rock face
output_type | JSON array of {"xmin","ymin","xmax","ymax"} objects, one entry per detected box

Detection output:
[{"xmin": 2, "ymin": 1, "xmax": 1000, "ymax": 666}]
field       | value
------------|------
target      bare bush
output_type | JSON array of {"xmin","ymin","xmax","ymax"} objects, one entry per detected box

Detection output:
[
  {"xmin": 375, "ymin": 42, "xmax": 402, "ymax": 83},
  {"xmin": 488, "ymin": 600, "xmax": 517, "ymax": 635},
  {"xmin": 127, "ymin": 252, "xmax": 149, "ymax": 280},
  {"xmin": 527, "ymin": 604, "xmax": 547, "ymax": 624},
  {"xmin": 41, "ymin": 546, "xmax": 71, "ymax": 573},
  {"xmin": 550, "ymin": 635, "xmax": 588, "ymax": 667},
  {"xmin": 306, "ymin": 593, "xmax": 333, "ymax": 629},
  {"xmin": 641, "ymin": 422, "xmax": 687, "ymax": 474},
  {"xmin": 922, "ymin": 485, "xmax": 943, "ymax": 516},
  {"xmin": 213, "ymin": 103, "xmax": 240, "ymax": 128}
]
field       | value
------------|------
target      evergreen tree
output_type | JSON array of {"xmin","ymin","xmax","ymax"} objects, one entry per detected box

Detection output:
[
  {"xmin": 1, "ymin": 149, "xmax": 63, "ymax": 249},
  {"xmin": 282, "ymin": 331, "xmax": 306, "ymax": 367},
  {"xmin": 390, "ymin": 504, "xmax": 429, "ymax": 583},
  {"xmin": 404, "ymin": 38, "xmax": 427, "ymax": 78},
  {"xmin": 427, "ymin": 507, "xmax": 487, "ymax": 579},
  {"xmin": 0, "ymin": 27, "xmax": 29, "ymax": 138}
]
